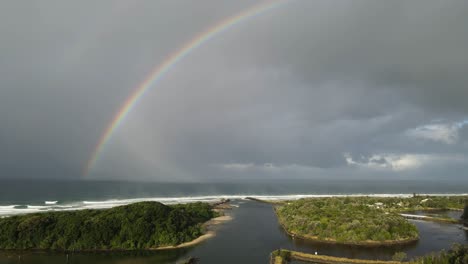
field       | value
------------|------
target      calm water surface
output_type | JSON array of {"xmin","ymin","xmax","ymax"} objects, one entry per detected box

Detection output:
[
  {"xmin": 0, "ymin": 201, "xmax": 466, "ymax": 264},
  {"xmin": 405, "ymin": 210, "xmax": 463, "ymax": 220}
]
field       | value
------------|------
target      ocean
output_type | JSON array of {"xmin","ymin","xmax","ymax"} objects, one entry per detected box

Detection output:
[{"xmin": 1, "ymin": 178, "xmax": 466, "ymax": 216}]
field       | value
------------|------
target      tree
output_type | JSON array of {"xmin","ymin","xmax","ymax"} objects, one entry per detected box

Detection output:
[{"xmin": 0, "ymin": 202, "xmax": 215, "ymax": 250}]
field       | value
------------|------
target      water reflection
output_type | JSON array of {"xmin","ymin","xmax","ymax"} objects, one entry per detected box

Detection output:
[{"xmin": 0, "ymin": 249, "xmax": 190, "ymax": 264}]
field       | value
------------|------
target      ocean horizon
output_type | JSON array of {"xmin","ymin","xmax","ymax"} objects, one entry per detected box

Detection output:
[{"xmin": 1, "ymin": 178, "xmax": 467, "ymax": 216}]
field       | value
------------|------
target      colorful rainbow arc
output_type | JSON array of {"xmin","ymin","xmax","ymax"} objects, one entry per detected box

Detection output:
[{"xmin": 84, "ymin": 0, "xmax": 290, "ymax": 177}]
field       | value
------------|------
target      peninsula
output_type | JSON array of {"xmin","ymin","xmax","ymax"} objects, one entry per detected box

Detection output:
[{"xmin": 0, "ymin": 201, "xmax": 221, "ymax": 251}]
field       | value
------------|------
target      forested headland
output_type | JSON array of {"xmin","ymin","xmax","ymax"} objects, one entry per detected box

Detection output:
[{"xmin": 0, "ymin": 202, "xmax": 216, "ymax": 251}]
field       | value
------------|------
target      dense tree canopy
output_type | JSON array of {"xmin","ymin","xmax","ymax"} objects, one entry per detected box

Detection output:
[
  {"xmin": 0, "ymin": 202, "xmax": 215, "ymax": 250},
  {"xmin": 276, "ymin": 197, "xmax": 419, "ymax": 244}
]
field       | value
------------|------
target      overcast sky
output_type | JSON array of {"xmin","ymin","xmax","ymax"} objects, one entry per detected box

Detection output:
[{"xmin": 1, "ymin": 0, "xmax": 468, "ymax": 182}]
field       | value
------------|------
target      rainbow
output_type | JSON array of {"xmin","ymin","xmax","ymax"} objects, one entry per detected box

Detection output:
[{"xmin": 84, "ymin": 0, "xmax": 290, "ymax": 177}]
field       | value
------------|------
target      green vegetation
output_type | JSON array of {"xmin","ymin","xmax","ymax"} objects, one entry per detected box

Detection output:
[
  {"xmin": 410, "ymin": 244, "xmax": 468, "ymax": 264},
  {"xmin": 272, "ymin": 249, "xmax": 291, "ymax": 262},
  {"xmin": 271, "ymin": 195, "xmax": 467, "ymax": 212},
  {"xmin": 392, "ymin": 252, "xmax": 407, "ymax": 262},
  {"xmin": 324, "ymin": 195, "xmax": 467, "ymax": 212},
  {"xmin": 270, "ymin": 244, "xmax": 468, "ymax": 264},
  {"xmin": 273, "ymin": 256, "xmax": 286, "ymax": 264},
  {"xmin": 270, "ymin": 249, "xmax": 402, "ymax": 264},
  {"xmin": 462, "ymin": 204, "xmax": 468, "ymax": 221},
  {"xmin": 0, "ymin": 202, "xmax": 216, "ymax": 251},
  {"xmin": 276, "ymin": 197, "xmax": 419, "ymax": 244},
  {"xmin": 394, "ymin": 195, "xmax": 465, "ymax": 211}
]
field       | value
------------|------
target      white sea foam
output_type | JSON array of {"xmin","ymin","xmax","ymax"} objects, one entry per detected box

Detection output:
[
  {"xmin": 0, "ymin": 205, "xmax": 19, "ymax": 214},
  {"xmin": 27, "ymin": 205, "xmax": 47, "ymax": 209},
  {"xmin": 0, "ymin": 193, "xmax": 466, "ymax": 217},
  {"xmin": 45, "ymin": 201, "xmax": 58, "ymax": 205}
]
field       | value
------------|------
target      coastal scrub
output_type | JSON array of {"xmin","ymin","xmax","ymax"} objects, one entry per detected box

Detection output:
[
  {"xmin": 0, "ymin": 201, "xmax": 216, "ymax": 251},
  {"xmin": 276, "ymin": 197, "xmax": 419, "ymax": 245}
]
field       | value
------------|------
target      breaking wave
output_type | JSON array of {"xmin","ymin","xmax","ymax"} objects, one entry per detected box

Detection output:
[{"xmin": 0, "ymin": 193, "xmax": 466, "ymax": 217}]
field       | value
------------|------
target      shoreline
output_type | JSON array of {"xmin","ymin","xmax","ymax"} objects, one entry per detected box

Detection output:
[
  {"xmin": 154, "ymin": 215, "xmax": 232, "ymax": 250},
  {"xmin": 279, "ymin": 226, "xmax": 419, "ymax": 247},
  {"xmin": 152, "ymin": 200, "xmax": 233, "ymax": 250},
  {"xmin": 271, "ymin": 249, "xmax": 406, "ymax": 264}
]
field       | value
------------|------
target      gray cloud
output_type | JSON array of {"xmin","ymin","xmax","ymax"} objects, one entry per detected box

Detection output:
[{"xmin": 1, "ymin": 0, "xmax": 467, "ymax": 181}]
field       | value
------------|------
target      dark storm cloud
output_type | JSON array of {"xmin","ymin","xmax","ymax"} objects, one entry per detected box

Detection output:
[
  {"xmin": 1, "ymin": 0, "xmax": 467, "ymax": 180},
  {"xmin": 0, "ymin": 0, "xmax": 253, "ymax": 179},
  {"xmin": 215, "ymin": 0, "xmax": 468, "ymax": 113}
]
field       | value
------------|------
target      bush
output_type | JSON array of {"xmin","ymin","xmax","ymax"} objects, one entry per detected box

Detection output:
[
  {"xmin": 276, "ymin": 197, "xmax": 419, "ymax": 243},
  {"xmin": 272, "ymin": 250, "xmax": 291, "ymax": 262}
]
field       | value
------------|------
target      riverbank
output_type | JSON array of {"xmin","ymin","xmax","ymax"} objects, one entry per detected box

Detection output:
[
  {"xmin": 155, "ymin": 215, "xmax": 232, "ymax": 250},
  {"xmin": 155, "ymin": 200, "xmax": 233, "ymax": 250},
  {"xmin": 99, "ymin": 201, "xmax": 234, "ymax": 251},
  {"xmin": 271, "ymin": 249, "xmax": 404, "ymax": 264}
]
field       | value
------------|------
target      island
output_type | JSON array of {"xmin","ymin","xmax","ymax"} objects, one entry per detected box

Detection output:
[
  {"xmin": 275, "ymin": 197, "xmax": 419, "ymax": 245},
  {"xmin": 0, "ymin": 201, "xmax": 222, "ymax": 251},
  {"xmin": 269, "ymin": 195, "xmax": 468, "ymax": 263}
]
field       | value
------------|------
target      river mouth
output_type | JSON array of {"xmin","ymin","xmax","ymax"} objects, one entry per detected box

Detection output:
[{"xmin": 0, "ymin": 200, "xmax": 466, "ymax": 264}]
